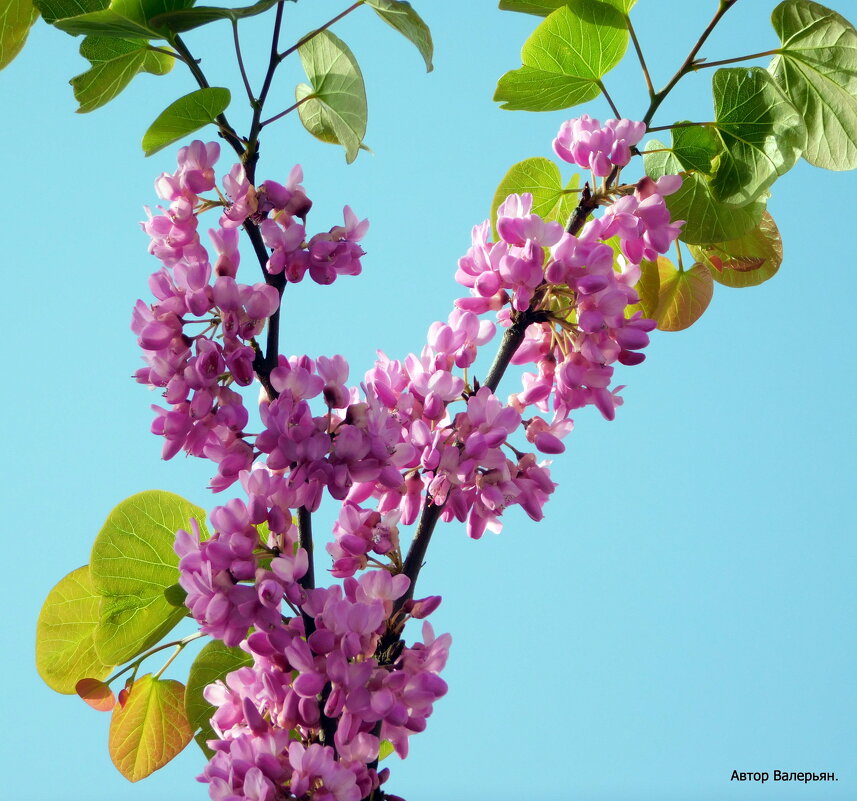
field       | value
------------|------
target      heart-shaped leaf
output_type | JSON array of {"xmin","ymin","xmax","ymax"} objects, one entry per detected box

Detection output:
[
  {"xmin": 769, "ymin": 0, "xmax": 857, "ymax": 170},
  {"xmin": 495, "ymin": 0, "xmax": 628, "ymax": 112},
  {"xmin": 490, "ymin": 157, "xmax": 579, "ymax": 236},
  {"xmin": 670, "ymin": 123, "xmax": 722, "ymax": 175},
  {"xmin": 52, "ymin": 0, "xmax": 195, "ymax": 39},
  {"xmin": 296, "ymin": 30, "xmax": 367, "ymax": 163},
  {"xmin": 644, "ymin": 138, "xmax": 767, "ymax": 244},
  {"xmin": 33, "ymin": 0, "xmax": 107, "ymax": 25},
  {"xmin": 653, "ymin": 259, "xmax": 714, "ymax": 331},
  {"xmin": 76, "ymin": 677, "xmax": 117, "ymax": 711},
  {"xmin": 90, "ymin": 490, "xmax": 208, "ymax": 664},
  {"xmin": 109, "ymin": 674, "xmax": 193, "ymax": 781},
  {"xmin": 710, "ymin": 67, "xmax": 806, "ymax": 205},
  {"xmin": 142, "ymin": 87, "xmax": 231, "ymax": 156},
  {"xmin": 688, "ymin": 211, "xmax": 783, "ymax": 288},
  {"xmin": 36, "ymin": 565, "xmax": 113, "ymax": 693},
  {"xmin": 624, "ymin": 257, "xmax": 661, "ymax": 319}
]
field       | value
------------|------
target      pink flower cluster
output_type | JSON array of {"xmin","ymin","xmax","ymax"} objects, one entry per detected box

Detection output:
[
  {"xmin": 553, "ymin": 114, "xmax": 646, "ymax": 176},
  {"xmin": 132, "ymin": 142, "xmax": 367, "ymax": 490},
  {"xmin": 193, "ymin": 568, "xmax": 450, "ymax": 800}
]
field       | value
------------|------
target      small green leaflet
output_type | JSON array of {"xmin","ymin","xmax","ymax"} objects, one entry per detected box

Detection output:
[
  {"xmin": 108, "ymin": 674, "xmax": 193, "ymax": 781},
  {"xmin": 35, "ymin": 565, "xmax": 113, "ymax": 694},
  {"xmin": 142, "ymin": 87, "xmax": 231, "ymax": 156},
  {"xmin": 769, "ymin": 0, "xmax": 857, "ymax": 170},
  {"xmin": 688, "ymin": 212, "xmax": 783, "ymax": 288},
  {"xmin": 494, "ymin": 0, "xmax": 628, "ymax": 112},
  {"xmin": 0, "ymin": 0, "xmax": 39, "ymax": 70},
  {"xmin": 644, "ymin": 138, "xmax": 767, "ymax": 245},
  {"xmin": 365, "ymin": 0, "xmax": 433, "ymax": 72},
  {"xmin": 296, "ymin": 31, "xmax": 367, "ymax": 164},
  {"xmin": 710, "ymin": 67, "xmax": 806, "ymax": 205},
  {"xmin": 89, "ymin": 490, "xmax": 209, "ymax": 664},
  {"xmin": 490, "ymin": 157, "xmax": 579, "ymax": 236},
  {"xmin": 72, "ymin": 36, "xmax": 174, "ymax": 113},
  {"xmin": 148, "ymin": 0, "xmax": 282, "ymax": 35}
]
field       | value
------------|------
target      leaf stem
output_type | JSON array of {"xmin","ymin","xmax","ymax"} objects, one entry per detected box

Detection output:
[
  {"xmin": 692, "ymin": 48, "xmax": 781, "ymax": 70},
  {"xmin": 145, "ymin": 44, "xmax": 187, "ymax": 63},
  {"xmin": 260, "ymin": 93, "xmax": 316, "ymax": 128},
  {"xmin": 641, "ymin": 0, "xmax": 740, "ymax": 127},
  {"xmin": 232, "ymin": 20, "xmax": 256, "ymax": 104},
  {"xmin": 105, "ymin": 631, "xmax": 205, "ymax": 685},
  {"xmin": 277, "ymin": 0, "xmax": 365, "ymax": 62},
  {"xmin": 626, "ymin": 16, "xmax": 654, "ymax": 99},
  {"xmin": 597, "ymin": 79, "xmax": 622, "ymax": 120}
]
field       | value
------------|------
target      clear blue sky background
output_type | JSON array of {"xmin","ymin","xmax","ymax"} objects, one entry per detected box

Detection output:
[{"xmin": 2, "ymin": 1, "xmax": 855, "ymax": 799}]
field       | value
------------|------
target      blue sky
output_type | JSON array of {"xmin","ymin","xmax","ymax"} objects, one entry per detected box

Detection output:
[{"xmin": 2, "ymin": 1, "xmax": 856, "ymax": 799}]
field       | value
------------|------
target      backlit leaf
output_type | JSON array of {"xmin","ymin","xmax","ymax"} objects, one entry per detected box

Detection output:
[
  {"xmin": 670, "ymin": 123, "xmax": 721, "ymax": 175},
  {"xmin": 495, "ymin": 0, "xmax": 628, "ymax": 111},
  {"xmin": 365, "ymin": 0, "xmax": 433, "ymax": 72},
  {"xmin": 90, "ymin": 490, "xmax": 208, "ymax": 664},
  {"xmin": 71, "ymin": 35, "xmax": 174, "ymax": 112},
  {"xmin": 148, "ymin": 0, "xmax": 280, "ymax": 34},
  {"xmin": 296, "ymin": 31, "xmax": 367, "ymax": 163},
  {"xmin": 644, "ymin": 138, "xmax": 767, "ymax": 244},
  {"xmin": 36, "ymin": 565, "xmax": 113, "ymax": 693},
  {"xmin": 33, "ymin": 0, "xmax": 107, "ymax": 25},
  {"xmin": 142, "ymin": 87, "xmax": 231, "ymax": 156},
  {"xmin": 710, "ymin": 67, "xmax": 806, "ymax": 205},
  {"xmin": 490, "ymin": 157, "xmax": 579, "ymax": 236},
  {"xmin": 653, "ymin": 259, "xmax": 714, "ymax": 331},
  {"xmin": 0, "ymin": 0, "xmax": 38, "ymax": 70},
  {"xmin": 624, "ymin": 257, "xmax": 661, "ymax": 319},
  {"xmin": 688, "ymin": 211, "xmax": 783, "ymax": 288},
  {"xmin": 52, "ymin": 0, "xmax": 195, "ymax": 38},
  {"xmin": 769, "ymin": 0, "xmax": 857, "ymax": 170},
  {"xmin": 109, "ymin": 674, "xmax": 192, "ymax": 781}
]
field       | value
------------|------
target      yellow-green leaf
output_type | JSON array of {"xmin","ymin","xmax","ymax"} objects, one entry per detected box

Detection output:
[
  {"xmin": 624, "ymin": 257, "xmax": 661, "ymax": 319},
  {"xmin": 653, "ymin": 259, "xmax": 714, "ymax": 331},
  {"xmin": 36, "ymin": 565, "xmax": 113, "ymax": 694},
  {"xmin": 142, "ymin": 87, "xmax": 231, "ymax": 156},
  {"xmin": 0, "ymin": 0, "xmax": 38, "ymax": 70},
  {"xmin": 688, "ymin": 211, "xmax": 783, "ymax": 288},
  {"xmin": 109, "ymin": 674, "xmax": 193, "ymax": 781},
  {"xmin": 365, "ymin": 0, "xmax": 433, "ymax": 72},
  {"xmin": 90, "ymin": 490, "xmax": 209, "ymax": 664}
]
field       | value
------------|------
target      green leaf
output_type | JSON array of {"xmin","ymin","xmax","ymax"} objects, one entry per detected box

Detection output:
[
  {"xmin": 624, "ymin": 257, "xmax": 660, "ymax": 319},
  {"xmin": 296, "ymin": 30, "xmax": 367, "ymax": 164},
  {"xmin": 71, "ymin": 36, "xmax": 174, "ymax": 112},
  {"xmin": 769, "ymin": 0, "xmax": 857, "ymax": 170},
  {"xmin": 109, "ymin": 674, "xmax": 193, "ymax": 781},
  {"xmin": 148, "ymin": 0, "xmax": 280, "ymax": 34},
  {"xmin": 0, "ymin": 0, "xmax": 38, "ymax": 70},
  {"xmin": 688, "ymin": 211, "xmax": 783, "ymax": 288},
  {"xmin": 494, "ymin": 0, "xmax": 628, "ymax": 112},
  {"xmin": 34, "ymin": 0, "xmax": 107, "ymax": 25},
  {"xmin": 644, "ymin": 138, "xmax": 767, "ymax": 245},
  {"xmin": 36, "ymin": 565, "xmax": 113, "ymax": 694},
  {"xmin": 142, "ymin": 87, "xmax": 230, "ymax": 156},
  {"xmin": 185, "ymin": 640, "xmax": 253, "ymax": 752},
  {"xmin": 379, "ymin": 739, "xmax": 395, "ymax": 760},
  {"xmin": 710, "ymin": 67, "xmax": 806, "ymax": 205},
  {"xmin": 499, "ymin": 0, "xmax": 635, "ymax": 12},
  {"xmin": 163, "ymin": 581, "xmax": 188, "ymax": 607},
  {"xmin": 365, "ymin": 0, "xmax": 433, "ymax": 72},
  {"xmin": 52, "ymin": 0, "xmax": 194, "ymax": 39},
  {"xmin": 490, "ymin": 157, "xmax": 579, "ymax": 235},
  {"xmin": 90, "ymin": 490, "xmax": 208, "ymax": 664},
  {"xmin": 653, "ymin": 259, "xmax": 714, "ymax": 331},
  {"xmin": 670, "ymin": 123, "xmax": 722, "ymax": 175}
]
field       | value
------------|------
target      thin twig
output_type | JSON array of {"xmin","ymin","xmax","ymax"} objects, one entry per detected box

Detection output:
[
  {"xmin": 597, "ymin": 80, "xmax": 621, "ymax": 120},
  {"xmin": 627, "ymin": 16, "xmax": 654, "ymax": 98},
  {"xmin": 260, "ymin": 93, "xmax": 316, "ymax": 128},
  {"xmin": 692, "ymin": 48, "xmax": 781, "ymax": 70},
  {"xmin": 232, "ymin": 20, "xmax": 256, "ymax": 104},
  {"xmin": 277, "ymin": 0, "xmax": 365, "ymax": 62},
  {"xmin": 647, "ymin": 121, "xmax": 714, "ymax": 132}
]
